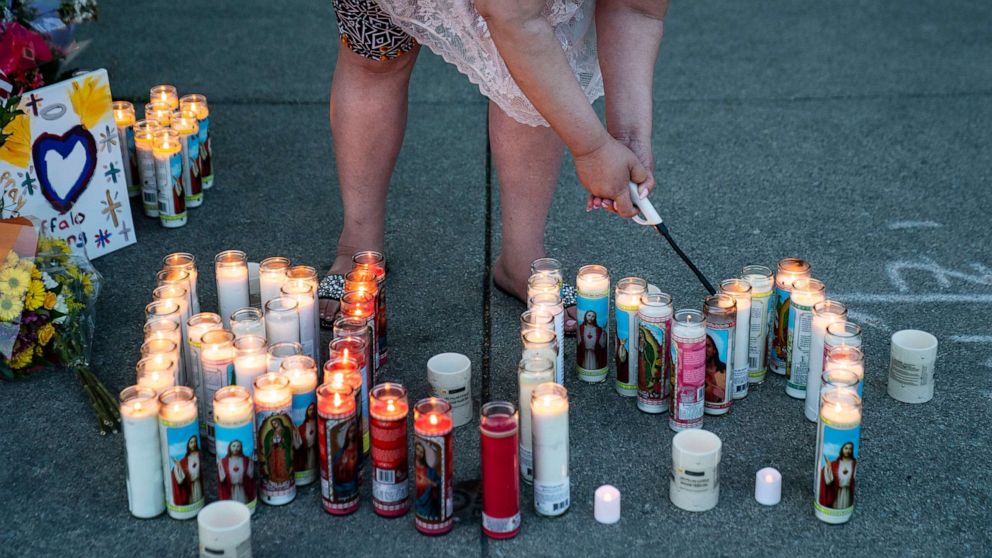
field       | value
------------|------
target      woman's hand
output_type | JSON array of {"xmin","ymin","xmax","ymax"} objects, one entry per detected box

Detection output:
[{"xmin": 574, "ymin": 135, "xmax": 650, "ymax": 218}]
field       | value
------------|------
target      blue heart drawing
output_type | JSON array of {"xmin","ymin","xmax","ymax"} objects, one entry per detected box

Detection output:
[{"xmin": 32, "ymin": 124, "xmax": 98, "ymax": 214}]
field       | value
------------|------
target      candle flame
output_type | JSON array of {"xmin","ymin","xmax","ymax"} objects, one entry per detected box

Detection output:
[
  {"xmin": 332, "ymin": 372, "xmax": 344, "ymax": 385},
  {"xmin": 834, "ymin": 402, "xmax": 842, "ymax": 413},
  {"xmin": 543, "ymin": 395, "xmax": 554, "ymax": 407},
  {"xmin": 765, "ymin": 474, "xmax": 774, "ymax": 482},
  {"xmin": 603, "ymin": 493, "xmax": 613, "ymax": 502},
  {"xmin": 334, "ymin": 392, "xmax": 342, "ymax": 407},
  {"xmin": 387, "ymin": 400, "xmax": 395, "ymax": 412},
  {"xmin": 429, "ymin": 414, "xmax": 438, "ymax": 426},
  {"xmin": 134, "ymin": 401, "xmax": 143, "ymax": 412}
]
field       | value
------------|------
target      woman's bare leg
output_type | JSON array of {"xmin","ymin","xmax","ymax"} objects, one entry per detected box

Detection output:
[{"xmin": 321, "ymin": 45, "xmax": 420, "ymax": 321}]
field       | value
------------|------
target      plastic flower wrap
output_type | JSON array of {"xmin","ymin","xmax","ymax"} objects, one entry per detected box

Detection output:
[{"xmin": 1, "ymin": 216, "xmax": 119, "ymax": 433}]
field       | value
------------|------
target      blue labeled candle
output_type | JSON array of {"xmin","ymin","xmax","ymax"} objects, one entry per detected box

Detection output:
[
  {"xmin": 158, "ymin": 386, "xmax": 205, "ymax": 520},
  {"xmin": 279, "ymin": 355, "xmax": 320, "ymax": 486},
  {"xmin": 152, "ymin": 129, "xmax": 187, "ymax": 228},
  {"xmin": 767, "ymin": 258, "xmax": 811, "ymax": 376},
  {"xmin": 172, "ymin": 110, "xmax": 203, "ymax": 207},
  {"xmin": 180, "ymin": 94, "xmax": 213, "ymax": 189},
  {"xmin": 576, "ymin": 265, "xmax": 610, "ymax": 383},
  {"xmin": 213, "ymin": 386, "xmax": 257, "ymax": 513},
  {"xmin": 814, "ymin": 386, "xmax": 862, "ymax": 524}
]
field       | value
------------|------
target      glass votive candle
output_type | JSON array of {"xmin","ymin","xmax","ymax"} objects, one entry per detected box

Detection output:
[{"xmin": 230, "ymin": 307, "xmax": 266, "ymax": 339}]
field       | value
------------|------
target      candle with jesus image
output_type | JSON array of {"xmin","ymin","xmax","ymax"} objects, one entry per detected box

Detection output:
[
  {"xmin": 575, "ymin": 265, "xmax": 610, "ymax": 383},
  {"xmin": 213, "ymin": 386, "xmax": 257, "ymax": 513},
  {"xmin": 413, "ymin": 397, "xmax": 454, "ymax": 535},
  {"xmin": 152, "ymin": 128, "xmax": 187, "ymax": 228},
  {"xmin": 158, "ymin": 386, "xmax": 204, "ymax": 520},
  {"xmin": 814, "ymin": 385, "xmax": 862, "ymax": 524},
  {"xmin": 253, "ymin": 373, "xmax": 296, "ymax": 505}
]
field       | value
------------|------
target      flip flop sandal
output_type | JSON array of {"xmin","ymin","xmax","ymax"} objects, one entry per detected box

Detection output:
[
  {"xmin": 318, "ymin": 273, "xmax": 345, "ymax": 329},
  {"xmin": 560, "ymin": 283, "xmax": 577, "ymax": 336}
]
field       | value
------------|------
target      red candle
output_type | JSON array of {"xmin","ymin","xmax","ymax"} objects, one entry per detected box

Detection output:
[
  {"xmin": 412, "ymin": 397, "xmax": 454, "ymax": 536},
  {"xmin": 480, "ymin": 401, "xmax": 520, "ymax": 539},
  {"xmin": 369, "ymin": 383, "xmax": 410, "ymax": 517},
  {"xmin": 352, "ymin": 250, "xmax": 388, "ymax": 369},
  {"xmin": 329, "ymin": 336, "xmax": 369, "ymax": 409},
  {"xmin": 317, "ymin": 383, "xmax": 359, "ymax": 515},
  {"xmin": 323, "ymin": 356, "xmax": 368, "ymax": 470},
  {"xmin": 340, "ymin": 291, "xmax": 377, "ymax": 380}
]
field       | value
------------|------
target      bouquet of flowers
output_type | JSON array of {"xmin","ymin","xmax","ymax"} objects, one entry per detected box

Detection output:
[{"xmin": 0, "ymin": 216, "xmax": 120, "ymax": 434}]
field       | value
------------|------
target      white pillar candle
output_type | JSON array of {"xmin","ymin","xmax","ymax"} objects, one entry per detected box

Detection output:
[
  {"xmin": 888, "ymin": 329, "xmax": 938, "ymax": 404},
  {"xmin": 198, "ymin": 501, "xmax": 252, "ymax": 557},
  {"xmin": 768, "ymin": 258, "xmax": 812, "ymax": 376},
  {"xmin": 613, "ymin": 277, "xmax": 647, "ymax": 397},
  {"xmin": 824, "ymin": 347, "xmax": 865, "ymax": 397},
  {"xmin": 153, "ymin": 282, "xmax": 192, "ymax": 386},
  {"xmin": 281, "ymin": 281, "xmax": 317, "ymax": 363},
  {"xmin": 278, "ymin": 355, "xmax": 319, "ymax": 486},
  {"xmin": 786, "ymin": 278, "xmax": 827, "ymax": 399},
  {"xmin": 234, "ymin": 335, "xmax": 268, "ymax": 395},
  {"xmin": 719, "ymin": 278, "xmax": 752, "ymax": 400},
  {"xmin": 200, "ymin": 330, "xmax": 236, "ymax": 449},
  {"xmin": 213, "ymin": 386, "xmax": 257, "ymax": 513},
  {"xmin": 259, "ymin": 257, "xmax": 290, "ymax": 310},
  {"xmin": 741, "ymin": 265, "xmax": 774, "ymax": 385},
  {"xmin": 163, "ymin": 253, "xmax": 201, "ymax": 315},
  {"xmin": 517, "ymin": 357, "xmax": 555, "ymax": 483},
  {"xmin": 527, "ymin": 274, "xmax": 559, "ymax": 305},
  {"xmin": 120, "ymin": 386, "xmax": 165, "ymax": 518},
  {"xmin": 427, "ymin": 352, "xmax": 473, "ymax": 428},
  {"xmin": 531, "ymin": 382, "xmax": 570, "ymax": 516},
  {"xmin": 529, "ymin": 294, "xmax": 565, "ymax": 385},
  {"xmin": 521, "ymin": 328, "xmax": 559, "ymax": 376},
  {"xmin": 594, "ymin": 485, "xmax": 621, "ymax": 524},
  {"xmin": 264, "ymin": 296, "xmax": 300, "ymax": 346},
  {"xmin": 158, "ymin": 386, "xmax": 204, "ymax": 520},
  {"xmin": 754, "ymin": 467, "xmax": 782, "ymax": 506},
  {"xmin": 286, "ymin": 265, "xmax": 321, "ymax": 365},
  {"xmin": 805, "ymin": 301, "xmax": 849, "ymax": 422},
  {"xmin": 229, "ymin": 307, "xmax": 266, "ymax": 340},
  {"xmin": 136, "ymin": 356, "xmax": 178, "ymax": 395},
  {"xmin": 575, "ymin": 265, "xmax": 610, "ymax": 383},
  {"xmin": 670, "ymin": 429, "xmax": 722, "ymax": 512},
  {"xmin": 187, "ymin": 312, "xmax": 224, "ymax": 440},
  {"xmin": 253, "ymin": 373, "xmax": 297, "ymax": 505},
  {"xmin": 814, "ymin": 387, "xmax": 862, "ymax": 524},
  {"xmin": 267, "ymin": 342, "xmax": 303, "ymax": 373},
  {"xmin": 215, "ymin": 250, "xmax": 250, "ymax": 329}
]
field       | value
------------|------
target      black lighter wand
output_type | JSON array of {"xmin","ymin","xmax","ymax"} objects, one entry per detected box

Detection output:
[{"xmin": 627, "ymin": 182, "xmax": 717, "ymax": 296}]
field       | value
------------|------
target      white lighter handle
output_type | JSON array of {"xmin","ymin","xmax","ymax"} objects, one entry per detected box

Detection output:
[{"xmin": 628, "ymin": 181, "xmax": 663, "ymax": 226}]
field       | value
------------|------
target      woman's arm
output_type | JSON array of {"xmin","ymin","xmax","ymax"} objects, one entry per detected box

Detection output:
[
  {"xmin": 476, "ymin": 0, "xmax": 647, "ymax": 217},
  {"xmin": 596, "ymin": 0, "xmax": 668, "ymax": 198}
]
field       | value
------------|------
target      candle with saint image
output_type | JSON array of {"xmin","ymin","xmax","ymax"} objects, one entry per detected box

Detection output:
[
  {"xmin": 742, "ymin": 265, "xmax": 774, "ymax": 385},
  {"xmin": 670, "ymin": 309, "xmax": 706, "ymax": 432},
  {"xmin": 719, "ymin": 279, "xmax": 753, "ymax": 400},
  {"xmin": 317, "ymin": 383, "xmax": 360, "ymax": 515},
  {"xmin": 805, "ymin": 300, "xmax": 849, "ymax": 421},
  {"xmin": 825, "ymin": 346, "xmax": 865, "ymax": 397},
  {"xmin": 253, "ymin": 373, "xmax": 296, "ymax": 505},
  {"xmin": 480, "ymin": 401, "xmax": 520, "ymax": 539},
  {"xmin": 369, "ymin": 382, "xmax": 410, "ymax": 517},
  {"xmin": 199, "ymin": 330, "xmax": 235, "ymax": 450},
  {"xmin": 352, "ymin": 251, "xmax": 388, "ymax": 368},
  {"xmin": 233, "ymin": 335, "xmax": 267, "ymax": 394},
  {"xmin": 530, "ymin": 293, "xmax": 565, "ymax": 385},
  {"xmin": 518, "ymin": 357, "xmax": 554, "ymax": 483},
  {"xmin": 215, "ymin": 251, "xmax": 250, "ymax": 329},
  {"xmin": 150, "ymin": 85, "xmax": 179, "ymax": 109},
  {"xmin": 814, "ymin": 385, "xmax": 862, "ymax": 524},
  {"xmin": 112, "ymin": 100, "xmax": 139, "ymax": 198},
  {"xmin": 267, "ymin": 341, "xmax": 303, "ymax": 373},
  {"xmin": 179, "ymin": 94, "xmax": 212, "ymax": 189},
  {"xmin": 157, "ymin": 386, "xmax": 204, "ymax": 519},
  {"xmin": 133, "ymin": 119, "xmax": 161, "ymax": 217},
  {"xmin": 212, "ymin": 386, "xmax": 257, "ymax": 513},
  {"xmin": 230, "ymin": 307, "xmax": 265, "ymax": 339},
  {"xmin": 614, "ymin": 277, "xmax": 647, "ymax": 397},
  {"xmin": 768, "ymin": 258, "xmax": 812, "ymax": 376},
  {"xmin": 278, "ymin": 355, "xmax": 319, "ymax": 486},
  {"xmin": 785, "ymin": 278, "xmax": 827, "ymax": 398},
  {"xmin": 187, "ymin": 312, "xmax": 223, "ymax": 437},
  {"xmin": 531, "ymin": 382, "xmax": 569, "ymax": 517},
  {"xmin": 324, "ymin": 355, "xmax": 368, "ymax": 461},
  {"xmin": 576, "ymin": 265, "xmax": 610, "ymax": 383},
  {"xmin": 171, "ymin": 110, "xmax": 202, "ymax": 208},
  {"xmin": 413, "ymin": 397, "xmax": 454, "ymax": 535},
  {"xmin": 163, "ymin": 252, "xmax": 201, "ymax": 315},
  {"xmin": 259, "ymin": 257, "xmax": 291, "ymax": 310},
  {"xmin": 281, "ymin": 280, "xmax": 318, "ymax": 363},
  {"xmin": 340, "ymin": 290, "xmax": 377, "ymax": 378},
  {"xmin": 703, "ymin": 294, "xmax": 736, "ymax": 416},
  {"xmin": 286, "ymin": 266, "xmax": 321, "ymax": 366},
  {"xmin": 136, "ymin": 356, "xmax": 177, "ymax": 395},
  {"xmin": 120, "ymin": 386, "xmax": 165, "ymax": 518},
  {"xmin": 329, "ymin": 337, "xmax": 370, "ymax": 448},
  {"xmin": 637, "ymin": 292, "xmax": 674, "ymax": 414},
  {"xmin": 152, "ymin": 129, "xmax": 186, "ymax": 228}
]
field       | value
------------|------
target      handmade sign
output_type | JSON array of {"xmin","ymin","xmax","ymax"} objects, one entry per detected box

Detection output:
[{"xmin": 0, "ymin": 69, "xmax": 136, "ymax": 258}]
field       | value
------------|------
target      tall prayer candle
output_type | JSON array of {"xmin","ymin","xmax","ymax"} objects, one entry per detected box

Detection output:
[
  {"xmin": 521, "ymin": 328, "xmax": 559, "ymax": 375},
  {"xmin": 145, "ymin": 102, "xmax": 173, "ymax": 126},
  {"xmin": 253, "ymin": 373, "xmax": 296, "ymax": 505},
  {"xmin": 720, "ymin": 278, "xmax": 753, "ymax": 400},
  {"xmin": 703, "ymin": 294, "xmax": 736, "ymax": 416},
  {"xmin": 179, "ymin": 94, "xmax": 212, "ymax": 189},
  {"xmin": 481, "ymin": 401, "xmax": 520, "ymax": 539},
  {"xmin": 742, "ymin": 265, "xmax": 774, "ymax": 384},
  {"xmin": 230, "ymin": 307, "xmax": 265, "ymax": 339},
  {"xmin": 140, "ymin": 339, "xmax": 180, "ymax": 385},
  {"xmin": 614, "ymin": 277, "xmax": 647, "ymax": 397},
  {"xmin": 152, "ymin": 281, "xmax": 191, "ymax": 385},
  {"xmin": 369, "ymin": 382, "xmax": 410, "ymax": 517},
  {"xmin": 814, "ymin": 386, "xmax": 862, "ymax": 524},
  {"xmin": 527, "ymin": 274, "xmax": 560, "ymax": 304},
  {"xmin": 212, "ymin": 386, "xmax": 257, "ymax": 513},
  {"xmin": 171, "ymin": 111, "xmax": 202, "ymax": 208},
  {"xmin": 133, "ymin": 120, "xmax": 161, "ymax": 217},
  {"xmin": 340, "ymin": 290, "xmax": 376, "ymax": 377},
  {"xmin": 233, "ymin": 334, "xmax": 268, "ymax": 394},
  {"xmin": 279, "ymin": 355, "xmax": 319, "ymax": 485},
  {"xmin": 215, "ymin": 250, "xmax": 250, "ymax": 329},
  {"xmin": 413, "ymin": 398, "xmax": 454, "ymax": 535},
  {"xmin": 670, "ymin": 309, "xmax": 706, "ymax": 432},
  {"xmin": 768, "ymin": 258, "xmax": 812, "ymax": 376},
  {"xmin": 528, "ymin": 295, "xmax": 565, "ymax": 384},
  {"xmin": 520, "ymin": 308, "xmax": 554, "ymax": 338},
  {"xmin": 163, "ymin": 252, "xmax": 201, "ymax": 315},
  {"xmin": 136, "ymin": 356, "xmax": 177, "ymax": 395},
  {"xmin": 158, "ymin": 386, "xmax": 204, "ymax": 519},
  {"xmin": 328, "ymin": 336, "xmax": 369, "ymax": 389},
  {"xmin": 264, "ymin": 296, "xmax": 300, "ymax": 345},
  {"xmin": 353, "ymin": 251, "xmax": 388, "ymax": 368},
  {"xmin": 824, "ymin": 321, "xmax": 863, "ymax": 359},
  {"xmin": 150, "ymin": 85, "xmax": 179, "ymax": 109},
  {"xmin": 200, "ymin": 330, "xmax": 235, "ymax": 450},
  {"xmin": 805, "ymin": 301, "xmax": 849, "ymax": 421},
  {"xmin": 531, "ymin": 382, "xmax": 569, "ymax": 516},
  {"xmin": 281, "ymin": 281, "xmax": 317, "ymax": 363},
  {"xmin": 530, "ymin": 258, "xmax": 563, "ymax": 290},
  {"xmin": 825, "ymin": 346, "xmax": 865, "ymax": 397},
  {"xmin": 317, "ymin": 383, "xmax": 360, "ymax": 515},
  {"xmin": 325, "ymin": 355, "xmax": 369, "ymax": 460},
  {"xmin": 152, "ymin": 129, "xmax": 187, "ymax": 228},
  {"xmin": 145, "ymin": 301, "xmax": 182, "ymax": 340},
  {"xmin": 575, "ymin": 265, "xmax": 610, "ymax": 383},
  {"xmin": 286, "ymin": 266, "xmax": 321, "ymax": 366},
  {"xmin": 112, "ymin": 101, "xmax": 139, "ymax": 198},
  {"xmin": 267, "ymin": 341, "xmax": 303, "ymax": 373},
  {"xmin": 518, "ymin": 357, "xmax": 554, "ymax": 483},
  {"xmin": 637, "ymin": 292, "xmax": 674, "ymax": 413},
  {"xmin": 120, "ymin": 386, "xmax": 165, "ymax": 518},
  {"xmin": 786, "ymin": 278, "xmax": 827, "ymax": 398},
  {"xmin": 187, "ymin": 312, "xmax": 223, "ymax": 438},
  {"xmin": 143, "ymin": 319, "xmax": 181, "ymax": 360},
  {"xmin": 259, "ymin": 257, "xmax": 290, "ymax": 310}
]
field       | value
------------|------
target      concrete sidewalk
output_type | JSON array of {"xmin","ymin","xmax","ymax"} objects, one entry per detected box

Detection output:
[{"xmin": 1, "ymin": 0, "xmax": 990, "ymax": 555}]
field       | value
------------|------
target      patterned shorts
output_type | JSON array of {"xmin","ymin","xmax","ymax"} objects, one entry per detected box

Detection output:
[{"xmin": 331, "ymin": 0, "xmax": 417, "ymax": 61}]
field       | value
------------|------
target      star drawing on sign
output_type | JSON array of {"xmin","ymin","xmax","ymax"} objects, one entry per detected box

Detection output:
[
  {"xmin": 94, "ymin": 229, "xmax": 112, "ymax": 249},
  {"xmin": 104, "ymin": 162, "xmax": 121, "ymax": 183},
  {"xmin": 98, "ymin": 125, "xmax": 118, "ymax": 153}
]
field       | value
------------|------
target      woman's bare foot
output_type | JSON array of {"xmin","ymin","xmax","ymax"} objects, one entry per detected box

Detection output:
[{"xmin": 493, "ymin": 255, "xmax": 577, "ymax": 332}]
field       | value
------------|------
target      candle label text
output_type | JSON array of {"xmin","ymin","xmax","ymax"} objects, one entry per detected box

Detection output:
[
  {"xmin": 319, "ymin": 411, "xmax": 360, "ymax": 514},
  {"xmin": 747, "ymin": 289, "xmax": 773, "ymax": 381},
  {"xmin": 534, "ymin": 477, "xmax": 570, "ymax": 516},
  {"xmin": 370, "ymin": 415, "xmax": 410, "ymax": 515},
  {"xmin": 614, "ymin": 301, "xmax": 640, "ymax": 395},
  {"xmin": 291, "ymin": 390, "xmax": 319, "ymax": 485},
  {"xmin": 637, "ymin": 315, "xmax": 672, "ymax": 411},
  {"xmin": 670, "ymin": 334, "xmax": 705, "ymax": 429},
  {"xmin": 214, "ymin": 418, "xmax": 257, "ymax": 511},
  {"xmin": 671, "ymin": 466, "xmax": 718, "ymax": 494},
  {"xmin": 814, "ymin": 420, "xmax": 860, "ymax": 522},
  {"xmin": 704, "ymin": 321, "xmax": 735, "ymax": 412},
  {"xmin": 200, "ymin": 357, "xmax": 235, "ymax": 446},
  {"xmin": 786, "ymin": 299, "xmax": 815, "ymax": 392},
  {"xmin": 159, "ymin": 416, "xmax": 205, "ymax": 517},
  {"xmin": 256, "ymin": 407, "xmax": 297, "ymax": 505},
  {"xmin": 414, "ymin": 431, "xmax": 453, "ymax": 534},
  {"xmin": 576, "ymin": 292, "xmax": 609, "ymax": 382},
  {"xmin": 137, "ymin": 146, "xmax": 158, "ymax": 216}
]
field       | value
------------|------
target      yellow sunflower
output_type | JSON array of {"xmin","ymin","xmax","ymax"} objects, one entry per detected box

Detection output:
[
  {"xmin": 8, "ymin": 348, "xmax": 33, "ymax": 369},
  {"xmin": 69, "ymin": 75, "xmax": 112, "ymax": 130},
  {"xmin": 38, "ymin": 323, "xmax": 55, "ymax": 346},
  {"xmin": 24, "ymin": 279, "xmax": 46, "ymax": 311},
  {"xmin": 0, "ymin": 265, "xmax": 31, "ymax": 297},
  {"xmin": 0, "ymin": 113, "xmax": 31, "ymax": 168},
  {"xmin": 0, "ymin": 293, "xmax": 24, "ymax": 321},
  {"xmin": 4, "ymin": 251, "xmax": 19, "ymax": 267},
  {"xmin": 43, "ymin": 291, "xmax": 57, "ymax": 310}
]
